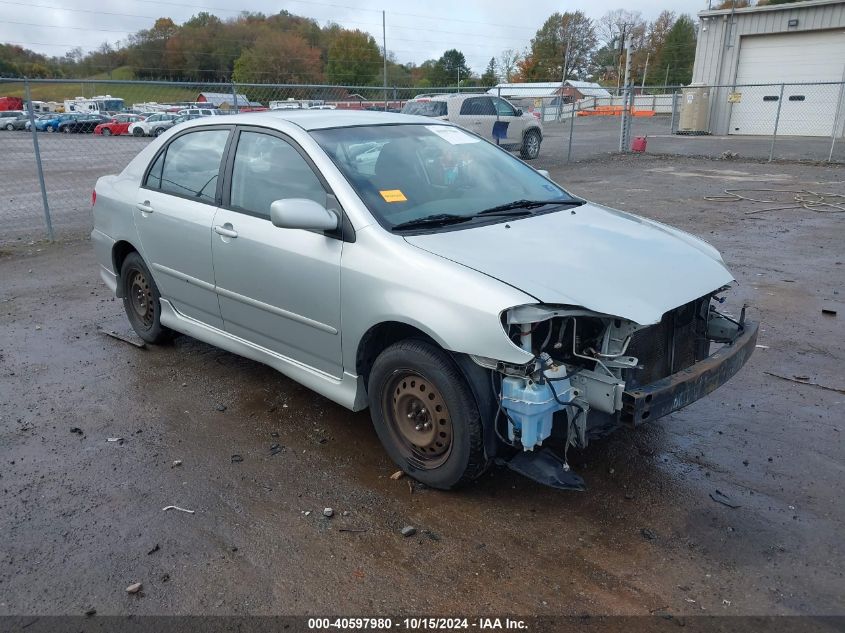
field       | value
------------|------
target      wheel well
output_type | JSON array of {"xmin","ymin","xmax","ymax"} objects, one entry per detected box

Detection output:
[
  {"xmin": 112, "ymin": 240, "xmax": 138, "ymax": 278},
  {"xmin": 356, "ymin": 322, "xmax": 437, "ymax": 387}
]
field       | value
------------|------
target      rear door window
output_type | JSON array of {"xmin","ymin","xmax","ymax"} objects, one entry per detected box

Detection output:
[
  {"xmin": 148, "ymin": 129, "xmax": 230, "ymax": 203},
  {"xmin": 459, "ymin": 97, "xmax": 496, "ymax": 116}
]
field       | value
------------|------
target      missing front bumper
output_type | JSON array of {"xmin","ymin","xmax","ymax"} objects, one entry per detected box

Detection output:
[{"xmin": 621, "ymin": 319, "xmax": 758, "ymax": 426}]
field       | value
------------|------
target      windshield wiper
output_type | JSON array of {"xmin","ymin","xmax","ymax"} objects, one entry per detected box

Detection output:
[
  {"xmin": 391, "ymin": 213, "xmax": 474, "ymax": 231},
  {"xmin": 474, "ymin": 198, "xmax": 585, "ymax": 217}
]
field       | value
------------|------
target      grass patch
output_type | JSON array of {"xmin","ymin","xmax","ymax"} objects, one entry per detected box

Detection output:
[{"xmin": 1, "ymin": 70, "xmax": 205, "ymax": 107}]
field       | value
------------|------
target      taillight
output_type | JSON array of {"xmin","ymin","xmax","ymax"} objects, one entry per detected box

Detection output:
[{"xmin": 91, "ymin": 190, "xmax": 97, "ymax": 207}]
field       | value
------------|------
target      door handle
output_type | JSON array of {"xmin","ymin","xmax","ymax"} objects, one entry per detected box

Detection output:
[
  {"xmin": 214, "ymin": 225, "xmax": 238, "ymax": 238},
  {"xmin": 136, "ymin": 201, "xmax": 153, "ymax": 214}
]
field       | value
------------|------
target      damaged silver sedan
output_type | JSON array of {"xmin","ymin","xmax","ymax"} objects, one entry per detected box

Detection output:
[{"xmin": 90, "ymin": 111, "xmax": 757, "ymax": 491}]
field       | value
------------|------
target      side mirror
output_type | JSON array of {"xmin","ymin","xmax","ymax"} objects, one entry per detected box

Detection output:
[
  {"xmin": 270, "ymin": 198, "xmax": 338, "ymax": 231},
  {"xmin": 515, "ymin": 108, "xmax": 523, "ymax": 116},
  {"xmin": 536, "ymin": 169, "xmax": 550, "ymax": 178}
]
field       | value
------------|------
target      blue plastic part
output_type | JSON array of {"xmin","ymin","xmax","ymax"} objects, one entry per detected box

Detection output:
[{"xmin": 501, "ymin": 376, "xmax": 569, "ymax": 451}]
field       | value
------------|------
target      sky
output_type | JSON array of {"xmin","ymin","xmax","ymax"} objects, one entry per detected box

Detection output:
[{"xmin": 0, "ymin": 0, "xmax": 710, "ymax": 73}]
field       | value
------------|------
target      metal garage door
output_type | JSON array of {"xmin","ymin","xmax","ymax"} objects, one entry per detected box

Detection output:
[{"xmin": 729, "ymin": 30, "xmax": 845, "ymax": 136}]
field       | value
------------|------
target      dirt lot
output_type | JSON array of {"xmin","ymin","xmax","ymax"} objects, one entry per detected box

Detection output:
[{"xmin": 0, "ymin": 155, "xmax": 843, "ymax": 618}]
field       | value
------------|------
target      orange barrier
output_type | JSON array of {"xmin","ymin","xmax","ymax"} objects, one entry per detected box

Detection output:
[{"xmin": 577, "ymin": 106, "xmax": 655, "ymax": 117}]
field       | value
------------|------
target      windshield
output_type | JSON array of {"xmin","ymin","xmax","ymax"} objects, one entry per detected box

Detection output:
[
  {"xmin": 401, "ymin": 101, "xmax": 448, "ymax": 117},
  {"xmin": 311, "ymin": 124, "xmax": 575, "ymax": 230}
]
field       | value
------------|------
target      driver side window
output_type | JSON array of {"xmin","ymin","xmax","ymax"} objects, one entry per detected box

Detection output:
[
  {"xmin": 229, "ymin": 131, "xmax": 327, "ymax": 219},
  {"xmin": 493, "ymin": 98, "xmax": 516, "ymax": 117}
]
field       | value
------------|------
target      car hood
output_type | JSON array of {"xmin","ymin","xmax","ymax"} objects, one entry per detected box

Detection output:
[{"xmin": 403, "ymin": 202, "xmax": 734, "ymax": 325}]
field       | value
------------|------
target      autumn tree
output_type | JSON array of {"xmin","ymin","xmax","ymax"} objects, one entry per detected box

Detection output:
[{"xmin": 232, "ymin": 30, "xmax": 322, "ymax": 84}]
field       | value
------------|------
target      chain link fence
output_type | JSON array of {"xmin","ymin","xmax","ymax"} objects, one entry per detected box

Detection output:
[{"xmin": 1, "ymin": 78, "xmax": 843, "ymax": 243}]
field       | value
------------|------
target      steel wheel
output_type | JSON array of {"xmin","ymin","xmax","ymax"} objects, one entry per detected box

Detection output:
[
  {"xmin": 120, "ymin": 252, "xmax": 174, "ymax": 344},
  {"xmin": 128, "ymin": 269, "xmax": 154, "ymax": 328},
  {"xmin": 383, "ymin": 369, "xmax": 454, "ymax": 469}
]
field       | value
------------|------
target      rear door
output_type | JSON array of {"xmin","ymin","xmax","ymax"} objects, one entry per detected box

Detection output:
[
  {"xmin": 211, "ymin": 127, "xmax": 344, "ymax": 377},
  {"xmin": 454, "ymin": 96, "xmax": 496, "ymax": 138},
  {"xmin": 133, "ymin": 126, "xmax": 232, "ymax": 328}
]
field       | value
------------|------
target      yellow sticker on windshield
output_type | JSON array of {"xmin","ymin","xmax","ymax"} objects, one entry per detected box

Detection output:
[{"xmin": 380, "ymin": 189, "xmax": 407, "ymax": 203}]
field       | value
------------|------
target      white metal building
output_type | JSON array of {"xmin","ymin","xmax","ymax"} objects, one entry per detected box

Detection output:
[{"xmin": 692, "ymin": 0, "xmax": 845, "ymax": 136}]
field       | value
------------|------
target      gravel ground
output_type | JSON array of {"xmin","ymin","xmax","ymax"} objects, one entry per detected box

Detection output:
[
  {"xmin": 0, "ymin": 154, "xmax": 843, "ymax": 618},
  {"xmin": 2, "ymin": 119, "xmax": 842, "ymax": 244}
]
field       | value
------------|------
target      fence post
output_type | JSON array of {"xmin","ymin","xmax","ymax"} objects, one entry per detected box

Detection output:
[
  {"xmin": 768, "ymin": 83, "xmax": 785, "ymax": 162},
  {"xmin": 829, "ymin": 77, "xmax": 845, "ymax": 163},
  {"xmin": 231, "ymin": 82, "xmax": 239, "ymax": 114},
  {"xmin": 567, "ymin": 99, "xmax": 576, "ymax": 163},
  {"xmin": 669, "ymin": 88, "xmax": 678, "ymax": 134},
  {"xmin": 24, "ymin": 79, "xmax": 54, "ymax": 241}
]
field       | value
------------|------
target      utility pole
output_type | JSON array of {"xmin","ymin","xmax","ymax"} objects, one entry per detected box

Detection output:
[
  {"xmin": 619, "ymin": 35, "xmax": 633, "ymax": 152},
  {"xmin": 641, "ymin": 51, "xmax": 650, "ymax": 90},
  {"xmin": 382, "ymin": 10, "xmax": 387, "ymax": 111},
  {"xmin": 557, "ymin": 28, "xmax": 574, "ymax": 120},
  {"xmin": 615, "ymin": 23, "xmax": 627, "ymax": 96},
  {"xmin": 457, "ymin": 67, "xmax": 460, "ymax": 92}
]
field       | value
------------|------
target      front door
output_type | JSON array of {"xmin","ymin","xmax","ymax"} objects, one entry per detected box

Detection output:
[
  {"xmin": 211, "ymin": 128, "xmax": 344, "ymax": 378},
  {"xmin": 491, "ymin": 96, "xmax": 525, "ymax": 147},
  {"xmin": 133, "ymin": 127, "xmax": 231, "ymax": 328}
]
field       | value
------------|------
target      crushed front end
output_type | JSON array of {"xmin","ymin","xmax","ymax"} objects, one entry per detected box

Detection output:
[{"xmin": 485, "ymin": 290, "xmax": 757, "ymax": 490}]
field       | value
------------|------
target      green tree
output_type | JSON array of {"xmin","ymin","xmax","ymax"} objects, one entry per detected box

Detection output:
[
  {"xmin": 325, "ymin": 29, "xmax": 382, "ymax": 86},
  {"xmin": 480, "ymin": 57, "xmax": 497, "ymax": 85},
  {"xmin": 528, "ymin": 11, "xmax": 597, "ymax": 81},
  {"xmin": 431, "ymin": 49, "xmax": 470, "ymax": 86},
  {"xmin": 661, "ymin": 15, "xmax": 696, "ymax": 85}
]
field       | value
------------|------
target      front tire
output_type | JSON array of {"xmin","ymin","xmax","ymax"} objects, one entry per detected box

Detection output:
[
  {"xmin": 368, "ymin": 340, "xmax": 488, "ymax": 489},
  {"xmin": 120, "ymin": 252, "xmax": 174, "ymax": 344},
  {"xmin": 46, "ymin": 125, "xmax": 55, "ymax": 133},
  {"xmin": 132, "ymin": 127, "xmax": 144, "ymax": 137},
  {"xmin": 5, "ymin": 123, "xmax": 13, "ymax": 131},
  {"xmin": 102, "ymin": 128, "xmax": 111, "ymax": 136},
  {"xmin": 520, "ymin": 129, "xmax": 541, "ymax": 160}
]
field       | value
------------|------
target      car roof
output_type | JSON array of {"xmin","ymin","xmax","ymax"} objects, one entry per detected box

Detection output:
[{"xmin": 185, "ymin": 109, "xmax": 443, "ymax": 131}]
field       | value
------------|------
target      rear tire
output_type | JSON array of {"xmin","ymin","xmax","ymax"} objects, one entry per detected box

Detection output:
[
  {"xmin": 153, "ymin": 127, "xmax": 165, "ymax": 137},
  {"xmin": 5, "ymin": 123, "xmax": 13, "ymax": 131},
  {"xmin": 368, "ymin": 339, "xmax": 488, "ymax": 490},
  {"xmin": 520, "ymin": 129, "xmax": 541, "ymax": 160},
  {"xmin": 46, "ymin": 125, "xmax": 55, "ymax": 133},
  {"xmin": 120, "ymin": 252, "xmax": 175, "ymax": 344}
]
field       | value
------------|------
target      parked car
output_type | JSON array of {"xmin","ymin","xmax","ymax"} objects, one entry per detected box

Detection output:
[
  {"xmin": 58, "ymin": 113, "xmax": 109, "ymax": 134},
  {"xmin": 2, "ymin": 112, "xmax": 30, "ymax": 130},
  {"xmin": 94, "ymin": 114, "xmax": 146, "ymax": 136},
  {"xmin": 401, "ymin": 94, "xmax": 543, "ymax": 159},
  {"xmin": 128, "ymin": 112, "xmax": 179, "ymax": 137},
  {"xmin": 0, "ymin": 110, "xmax": 24, "ymax": 128},
  {"xmin": 177, "ymin": 107, "xmax": 222, "ymax": 117},
  {"xmin": 90, "ymin": 111, "xmax": 756, "ymax": 491},
  {"xmin": 30, "ymin": 113, "xmax": 71, "ymax": 133}
]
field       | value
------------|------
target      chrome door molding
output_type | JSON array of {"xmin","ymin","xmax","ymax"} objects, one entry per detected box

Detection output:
[
  {"xmin": 215, "ymin": 285, "xmax": 339, "ymax": 335},
  {"xmin": 151, "ymin": 262, "xmax": 216, "ymax": 293}
]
